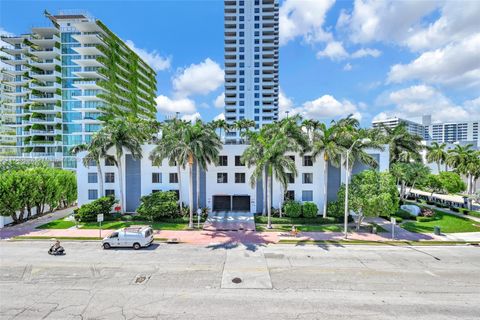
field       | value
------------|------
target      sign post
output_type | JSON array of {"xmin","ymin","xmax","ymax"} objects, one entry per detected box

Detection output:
[
  {"xmin": 391, "ymin": 217, "xmax": 396, "ymax": 239},
  {"xmin": 97, "ymin": 214, "xmax": 104, "ymax": 238}
]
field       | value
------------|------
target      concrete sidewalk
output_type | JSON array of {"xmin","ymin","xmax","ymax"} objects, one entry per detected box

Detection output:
[{"xmin": 7, "ymin": 226, "xmax": 479, "ymax": 245}]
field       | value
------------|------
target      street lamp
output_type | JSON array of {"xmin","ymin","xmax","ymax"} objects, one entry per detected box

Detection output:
[{"xmin": 344, "ymin": 137, "xmax": 371, "ymax": 239}]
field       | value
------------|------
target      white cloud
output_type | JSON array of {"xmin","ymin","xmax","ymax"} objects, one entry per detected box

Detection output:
[
  {"xmin": 343, "ymin": 63, "xmax": 353, "ymax": 71},
  {"xmin": 316, "ymin": 41, "xmax": 349, "ymax": 61},
  {"xmin": 125, "ymin": 40, "xmax": 171, "ymax": 72},
  {"xmin": 279, "ymin": 90, "xmax": 362, "ymax": 121},
  {"xmin": 213, "ymin": 92, "xmax": 225, "ymax": 108},
  {"xmin": 387, "ymin": 34, "xmax": 480, "ymax": 89},
  {"xmin": 404, "ymin": 1, "xmax": 480, "ymax": 51},
  {"xmin": 214, "ymin": 113, "xmax": 225, "ymax": 121},
  {"xmin": 316, "ymin": 41, "xmax": 382, "ymax": 61},
  {"xmin": 172, "ymin": 58, "xmax": 224, "ymax": 97},
  {"xmin": 155, "ymin": 95, "xmax": 196, "ymax": 114},
  {"xmin": 374, "ymin": 85, "xmax": 480, "ymax": 122},
  {"xmin": 351, "ymin": 48, "xmax": 381, "ymax": 58},
  {"xmin": 338, "ymin": 0, "xmax": 440, "ymax": 46},
  {"xmin": 279, "ymin": 0, "xmax": 335, "ymax": 45},
  {"xmin": 181, "ymin": 112, "xmax": 201, "ymax": 123}
]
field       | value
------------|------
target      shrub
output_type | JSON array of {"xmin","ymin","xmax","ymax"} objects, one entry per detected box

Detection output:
[
  {"xmin": 283, "ymin": 200, "xmax": 302, "ymax": 218},
  {"xmin": 392, "ymin": 216, "xmax": 403, "ymax": 223},
  {"xmin": 417, "ymin": 216, "xmax": 435, "ymax": 222},
  {"xmin": 327, "ymin": 201, "xmax": 353, "ymax": 223},
  {"xmin": 449, "ymin": 206, "xmax": 460, "ymax": 212},
  {"xmin": 74, "ymin": 196, "xmax": 116, "ymax": 222},
  {"xmin": 254, "ymin": 215, "xmax": 335, "ymax": 225},
  {"xmin": 426, "ymin": 200, "xmax": 435, "ymax": 205},
  {"xmin": 136, "ymin": 191, "xmax": 179, "ymax": 221},
  {"xmin": 302, "ymin": 202, "xmax": 318, "ymax": 218},
  {"xmin": 395, "ymin": 209, "xmax": 416, "ymax": 220}
]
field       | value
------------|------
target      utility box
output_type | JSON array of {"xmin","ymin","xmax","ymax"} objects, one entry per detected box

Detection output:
[{"xmin": 434, "ymin": 226, "xmax": 441, "ymax": 235}]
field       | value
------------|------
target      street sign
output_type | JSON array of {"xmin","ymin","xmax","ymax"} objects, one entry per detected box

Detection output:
[{"xmin": 97, "ymin": 214, "xmax": 104, "ymax": 222}]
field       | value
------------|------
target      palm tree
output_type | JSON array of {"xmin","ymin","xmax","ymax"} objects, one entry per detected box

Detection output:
[
  {"xmin": 447, "ymin": 144, "xmax": 477, "ymax": 195},
  {"xmin": 97, "ymin": 119, "xmax": 145, "ymax": 213},
  {"xmin": 426, "ymin": 142, "xmax": 447, "ymax": 173},
  {"xmin": 379, "ymin": 123, "xmax": 423, "ymax": 164},
  {"xmin": 151, "ymin": 119, "xmax": 222, "ymax": 228},
  {"xmin": 190, "ymin": 120, "xmax": 222, "ymax": 218},
  {"xmin": 71, "ymin": 133, "xmax": 114, "ymax": 198},
  {"xmin": 311, "ymin": 123, "xmax": 344, "ymax": 218},
  {"xmin": 234, "ymin": 119, "xmax": 255, "ymax": 139},
  {"xmin": 211, "ymin": 119, "xmax": 230, "ymax": 140},
  {"xmin": 150, "ymin": 119, "xmax": 188, "ymax": 214},
  {"xmin": 243, "ymin": 117, "xmax": 307, "ymax": 228}
]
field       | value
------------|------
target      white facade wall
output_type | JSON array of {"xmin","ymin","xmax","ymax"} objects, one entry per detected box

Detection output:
[
  {"xmin": 76, "ymin": 144, "xmax": 390, "ymax": 213},
  {"xmin": 205, "ymin": 144, "xmax": 257, "ymax": 212}
]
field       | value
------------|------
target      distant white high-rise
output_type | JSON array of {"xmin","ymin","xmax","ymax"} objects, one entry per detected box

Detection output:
[
  {"xmin": 223, "ymin": 0, "xmax": 279, "ymax": 142},
  {"xmin": 372, "ymin": 115, "xmax": 479, "ymax": 146}
]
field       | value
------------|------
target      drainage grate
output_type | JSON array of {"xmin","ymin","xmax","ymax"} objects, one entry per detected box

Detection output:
[{"xmin": 231, "ymin": 277, "xmax": 242, "ymax": 284}]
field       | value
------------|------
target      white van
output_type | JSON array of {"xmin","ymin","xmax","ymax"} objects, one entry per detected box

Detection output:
[{"xmin": 102, "ymin": 226, "xmax": 154, "ymax": 250}]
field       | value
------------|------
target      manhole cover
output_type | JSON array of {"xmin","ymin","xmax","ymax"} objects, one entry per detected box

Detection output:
[{"xmin": 231, "ymin": 277, "xmax": 242, "ymax": 284}]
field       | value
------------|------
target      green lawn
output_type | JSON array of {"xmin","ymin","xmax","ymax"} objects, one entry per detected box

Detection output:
[
  {"xmin": 256, "ymin": 224, "xmax": 343, "ymax": 232},
  {"xmin": 36, "ymin": 219, "xmax": 76, "ymax": 229},
  {"xmin": 402, "ymin": 210, "xmax": 480, "ymax": 233},
  {"xmin": 37, "ymin": 219, "xmax": 189, "ymax": 230}
]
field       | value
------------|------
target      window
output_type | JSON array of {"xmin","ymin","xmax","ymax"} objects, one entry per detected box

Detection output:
[
  {"xmin": 88, "ymin": 173, "xmax": 98, "ymax": 183},
  {"xmin": 303, "ymin": 155, "xmax": 313, "ymax": 166},
  {"xmin": 169, "ymin": 173, "xmax": 178, "ymax": 183},
  {"xmin": 254, "ymin": 101, "xmax": 259, "ymax": 106},
  {"xmin": 254, "ymin": 109, "xmax": 259, "ymax": 114},
  {"xmin": 217, "ymin": 173, "xmax": 228, "ymax": 183},
  {"xmin": 105, "ymin": 158, "xmax": 115, "ymax": 166},
  {"xmin": 87, "ymin": 159, "xmax": 96, "ymax": 167},
  {"xmin": 239, "ymin": 93, "xmax": 244, "ymax": 98},
  {"xmin": 289, "ymin": 155, "xmax": 295, "ymax": 162},
  {"xmin": 286, "ymin": 173, "xmax": 294, "ymax": 184},
  {"xmin": 285, "ymin": 190, "xmax": 295, "ymax": 201},
  {"xmin": 235, "ymin": 156, "xmax": 244, "ymax": 166},
  {"xmin": 152, "ymin": 190, "xmax": 160, "ymax": 193},
  {"xmin": 105, "ymin": 189, "xmax": 115, "ymax": 197},
  {"xmin": 255, "ymin": 116, "xmax": 259, "ymax": 121},
  {"xmin": 239, "ymin": 109, "xmax": 245, "ymax": 114},
  {"xmin": 235, "ymin": 173, "xmax": 246, "ymax": 183},
  {"xmin": 105, "ymin": 172, "xmax": 115, "ymax": 183},
  {"xmin": 302, "ymin": 190, "xmax": 313, "ymax": 202},
  {"xmin": 152, "ymin": 173, "xmax": 161, "ymax": 183},
  {"xmin": 303, "ymin": 173, "xmax": 313, "ymax": 184},
  {"xmin": 218, "ymin": 155, "xmax": 228, "ymax": 166},
  {"xmin": 88, "ymin": 189, "xmax": 98, "ymax": 200}
]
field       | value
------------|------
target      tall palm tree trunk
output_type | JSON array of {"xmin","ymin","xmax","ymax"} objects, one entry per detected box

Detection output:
[
  {"xmin": 188, "ymin": 156, "xmax": 194, "ymax": 229},
  {"xmin": 97, "ymin": 163, "xmax": 104, "ymax": 198},
  {"xmin": 177, "ymin": 164, "xmax": 183, "ymax": 214},
  {"xmin": 437, "ymin": 161, "xmax": 441, "ymax": 174},
  {"xmin": 196, "ymin": 161, "xmax": 200, "ymax": 213},
  {"xmin": 117, "ymin": 155, "xmax": 125, "ymax": 214},
  {"xmin": 322, "ymin": 154, "xmax": 329, "ymax": 218},
  {"xmin": 262, "ymin": 167, "xmax": 267, "ymax": 216},
  {"xmin": 267, "ymin": 169, "xmax": 272, "ymax": 229}
]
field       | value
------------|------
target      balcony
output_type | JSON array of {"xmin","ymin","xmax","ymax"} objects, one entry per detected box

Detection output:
[
  {"xmin": 28, "ymin": 70, "xmax": 60, "ymax": 81},
  {"xmin": 72, "ymin": 80, "xmax": 101, "ymax": 90},
  {"xmin": 30, "ymin": 117, "xmax": 61, "ymax": 124},
  {"xmin": 30, "ymin": 93, "xmax": 60, "ymax": 103}
]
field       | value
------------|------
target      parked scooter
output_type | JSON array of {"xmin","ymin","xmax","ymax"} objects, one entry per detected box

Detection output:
[{"xmin": 48, "ymin": 240, "xmax": 65, "ymax": 256}]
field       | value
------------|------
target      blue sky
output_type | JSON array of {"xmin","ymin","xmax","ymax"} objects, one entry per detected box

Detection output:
[{"xmin": 1, "ymin": 0, "xmax": 479, "ymax": 126}]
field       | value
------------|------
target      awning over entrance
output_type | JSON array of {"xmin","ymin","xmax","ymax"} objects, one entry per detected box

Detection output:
[{"xmin": 212, "ymin": 195, "xmax": 250, "ymax": 212}]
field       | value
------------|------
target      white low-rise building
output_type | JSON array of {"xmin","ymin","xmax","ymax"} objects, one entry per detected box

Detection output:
[{"xmin": 76, "ymin": 144, "xmax": 389, "ymax": 213}]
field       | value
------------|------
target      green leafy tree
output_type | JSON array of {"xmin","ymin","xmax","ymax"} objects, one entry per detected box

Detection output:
[
  {"xmin": 437, "ymin": 171, "xmax": 466, "ymax": 194},
  {"xmin": 137, "ymin": 191, "xmax": 179, "ymax": 222},
  {"xmin": 337, "ymin": 170, "xmax": 399, "ymax": 230},
  {"xmin": 0, "ymin": 171, "xmax": 23, "ymax": 223}
]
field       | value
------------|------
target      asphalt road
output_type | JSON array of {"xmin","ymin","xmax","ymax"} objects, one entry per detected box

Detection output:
[{"xmin": 0, "ymin": 241, "xmax": 479, "ymax": 320}]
